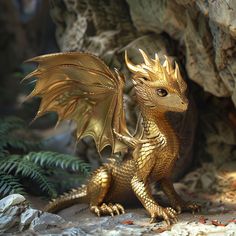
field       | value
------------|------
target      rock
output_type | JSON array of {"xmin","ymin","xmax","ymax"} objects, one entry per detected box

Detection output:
[
  {"xmin": 0, "ymin": 194, "xmax": 28, "ymax": 234},
  {"xmin": 127, "ymin": 0, "xmax": 186, "ymax": 40},
  {"xmin": 20, "ymin": 208, "xmax": 41, "ymax": 231},
  {"xmin": 209, "ymin": 20, "xmax": 236, "ymax": 105},
  {"xmin": 22, "ymin": 1, "xmax": 236, "ymax": 214},
  {"xmin": 0, "ymin": 194, "xmax": 66, "ymax": 234},
  {"xmin": 0, "ymin": 194, "xmax": 26, "ymax": 213},
  {"xmin": 0, "ymin": 206, "xmax": 22, "ymax": 233},
  {"xmin": 30, "ymin": 212, "xmax": 66, "ymax": 232},
  {"xmin": 184, "ymin": 13, "xmax": 230, "ymax": 97},
  {"xmin": 207, "ymin": 0, "xmax": 236, "ymax": 39},
  {"xmin": 0, "ymin": 194, "xmax": 66, "ymax": 235},
  {"xmin": 59, "ymin": 227, "xmax": 88, "ymax": 236},
  {"xmin": 51, "ymin": 0, "xmax": 136, "ymax": 54},
  {"xmin": 51, "ymin": 0, "xmax": 236, "ymax": 107}
]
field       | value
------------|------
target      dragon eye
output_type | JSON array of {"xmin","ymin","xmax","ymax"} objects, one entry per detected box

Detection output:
[{"xmin": 156, "ymin": 88, "xmax": 168, "ymax": 97}]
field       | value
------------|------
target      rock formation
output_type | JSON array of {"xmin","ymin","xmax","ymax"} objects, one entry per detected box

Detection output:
[{"xmin": 49, "ymin": 0, "xmax": 236, "ymax": 176}]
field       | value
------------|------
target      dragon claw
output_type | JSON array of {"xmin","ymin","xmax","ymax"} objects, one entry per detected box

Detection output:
[
  {"xmin": 174, "ymin": 201, "xmax": 201, "ymax": 215},
  {"xmin": 90, "ymin": 203, "xmax": 125, "ymax": 217},
  {"xmin": 115, "ymin": 203, "xmax": 125, "ymax": 214},
  {"xmin": 190, "ymin": 203, "xmax": 201, "ymax": 214},
  {"xmin": 149, "ymin": 217, "xmax": 155, "ymax": 224},
  {"xmin": 150, "ymin": 206, "xmax": 178, "ymax": 224},
  {"xmin": 90, "ymin": 206, "xmax": 101, "ymax": 217},
  {"xmin": 105, "ymin": 204, "xmax": 114, "ymax": 216}
]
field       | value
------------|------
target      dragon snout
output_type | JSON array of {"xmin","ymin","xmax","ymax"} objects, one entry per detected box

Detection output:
[{"xmin": 181, "ymin": 98, "xmax": 189, "ymax": 111}]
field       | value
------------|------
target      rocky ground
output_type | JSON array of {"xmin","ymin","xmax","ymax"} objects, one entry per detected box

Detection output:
[{"xmin": 1, "ymin": 184, "xmax": 236, "ymax": 236}]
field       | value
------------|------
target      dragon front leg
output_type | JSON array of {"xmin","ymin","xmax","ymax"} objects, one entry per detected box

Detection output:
[
  {"xmin": 160, "ymin": 178, "xmax": 201, "ymax": 214},
  {"xmin": 131, "ymin": 175, "xmax": 177, "ymax": 225},
  {"xmin": 88, "ymin": 166, "xmax": 125, "ymax": 217}
]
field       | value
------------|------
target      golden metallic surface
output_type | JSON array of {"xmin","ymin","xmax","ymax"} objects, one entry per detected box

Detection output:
[
  {"xmin": 23, "ymin": 52, "xmax": 130, "ymax": 154},
  {"xmin": 25, "ymin": 50, "xmax": 200, "ymax": 224}
]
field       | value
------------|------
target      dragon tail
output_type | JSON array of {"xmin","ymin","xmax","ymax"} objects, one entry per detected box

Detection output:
[{"xmin": 44, "ymin": 185, "xmax": 88, "ymax": 213}]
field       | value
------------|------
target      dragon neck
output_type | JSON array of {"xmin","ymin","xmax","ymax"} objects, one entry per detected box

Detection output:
[{"xmin": 140, "ymin": 106, "xmax": 179, "ymax": 152}]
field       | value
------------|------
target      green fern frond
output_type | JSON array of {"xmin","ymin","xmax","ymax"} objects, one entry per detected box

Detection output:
[
  {"xmin": 2, "ymin": 138, "xmax": 40, "ymax": 152},
  {"xmin": 24, "ymin": 152, "xmax": 91, "ymax": 176},
  {"xmin": 0, "ymin": 155, "xmax": 19, "ymax": 172},
  {"xmin": 16, "ymin": 160, "xmax": 57, "ymax": 198},
  {"xmin": 0, "ymin": 116, "xmax": 26, "ymax": 135},
  {"xmin": 0, "ymin": 150, "xmax": 8, "ymax": 158},
  {"xmin": 0, "ymin": 116, "xmax": 91, "ymax": 198},
  {"xmin": 0, "ymin": 155, "xmax": 57, "ymax": 197},
  {"xmin": 0, "ymin": 171, "xmax": 25, "ymax": 197},
  {"xmin": 0, "ymin": 116, "xmax": 40, "ymax": 153}
]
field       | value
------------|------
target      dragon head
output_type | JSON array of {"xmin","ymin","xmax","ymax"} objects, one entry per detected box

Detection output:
[{"xmin": 125, "ymin": 49, "xmax": 188, "ymax": 113}]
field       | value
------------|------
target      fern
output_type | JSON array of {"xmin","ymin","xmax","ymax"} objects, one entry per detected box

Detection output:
[
  {"xmin": 24, "ymin": 152, "xmax": 91, "ymax": 176},
  {"xmin": 2, "ymin": 138, "xmax": 40, "ymax": 152},
  {"xmin": 0, "ymin": 150, "xmax": 8, "ymax": 158},
  {"xmin": 0, "ymin": 116, "xmax": 40, "ymax": 152},
  {"xmin": 0, "ymin": 155, "xmax": 57, "ymax": 198},
  {"xmin": 0, "ymin": 171, "xmax": 25, "ymax": 196},
  {"xmin": 0, "ymin": 116, "xmax": 91, "ymax": 198},
  {"xmin": 0, "ymin": 116, "xmax": 26, "ymax": 135}
]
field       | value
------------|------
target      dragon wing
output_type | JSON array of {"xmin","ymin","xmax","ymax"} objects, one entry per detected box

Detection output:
[{"xmin": 23, "ymin": 52, "xmax": 132, "ymax": 154}]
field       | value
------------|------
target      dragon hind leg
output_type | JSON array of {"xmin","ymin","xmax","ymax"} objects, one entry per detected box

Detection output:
[
  {"xmin": 131, "ymin": 175, "xmax": 177, "ymax": 225},
  {"xmin": 88, "ymin": 166, "xmax": 125, "ymax": 216},
  {"xmin": 161, "ymin": 178, "xmax": 201, "ymax": 214}
]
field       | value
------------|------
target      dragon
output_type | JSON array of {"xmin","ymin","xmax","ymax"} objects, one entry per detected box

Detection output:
[{"xmin": 24, "ymin": 49, "xmax": 200, "ymax": 224}]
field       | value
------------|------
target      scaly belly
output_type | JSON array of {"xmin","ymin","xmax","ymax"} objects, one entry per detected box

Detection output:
[
  {"xmin": 150, "ymin": 151, "xmax": 177, "ymax": 182},
  {"xmin": 104, "ymin": 159, "xmax": 137, "ymax": 205}
]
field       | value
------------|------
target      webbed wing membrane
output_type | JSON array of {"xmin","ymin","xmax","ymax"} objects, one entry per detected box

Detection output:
[{"xmin": 23, "ymin": 52, "xmax": 131, "ymax": 154}]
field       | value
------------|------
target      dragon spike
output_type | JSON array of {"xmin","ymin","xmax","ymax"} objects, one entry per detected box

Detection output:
[
  {"xmin": 161, "ymin": 66, "xmax": 168, "ymax": 82},
  {"xmin": 174, "ymin": 62, "xmax": 187, "ymax": 92},
  {"xmin": 174, "ymin": 62, "xmax": 181, "ymax": 79},
  {"xmin": 153, "ymin": 53, "xmax": 163, "ymax": 72},
  {"xmin": 155, "ymin": 53, "xmax": 159, "ymax": 61},
  {"xmin": 139, "ymin": 49, "xmax": 152, "ymax": 66},
  {"xmin": 163, "ymin": 55, "xmax": 174, "ymax": 74}
]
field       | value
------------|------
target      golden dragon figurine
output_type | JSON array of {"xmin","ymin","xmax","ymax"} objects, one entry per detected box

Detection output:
[{"xmin": 24, "ymin": 49, "xmax": 200, "ymax": 224}]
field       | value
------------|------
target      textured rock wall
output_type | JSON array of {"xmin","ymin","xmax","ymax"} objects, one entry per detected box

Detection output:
[
  {"xmin": 49, "ymin": 0, "xmax": 236, "ymax": 176},
  {"xmin": 127, "ymin": 0, "xmax": 236, "ymax": 104},
  {"xmin": 51, "ymin": 0, "xmax": 236, "ymax": 104}
]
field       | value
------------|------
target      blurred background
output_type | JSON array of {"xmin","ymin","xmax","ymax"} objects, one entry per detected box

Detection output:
[{"xmin": 0, "ymin": 0, "xmax": 236, "ymax": 207}]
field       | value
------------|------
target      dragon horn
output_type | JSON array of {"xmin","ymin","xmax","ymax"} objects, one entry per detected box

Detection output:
[
  {"xmin": 125, "ymin": 50, "xmax": 148, "ymax": 76},
  {"xmin": 139, "ymin": 49, "xmax": 152, "ymax": 66},
  {"xmin": 125, "ymin": 50, "xmax": 139, "ymax": 73}
]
